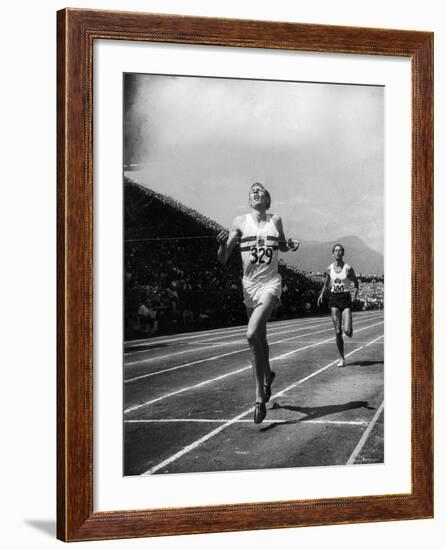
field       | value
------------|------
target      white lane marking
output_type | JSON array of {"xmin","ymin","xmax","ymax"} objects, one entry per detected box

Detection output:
[
  {"xmin": 191, "ymin": 322, "xmax": 325, "ymax": 345},
  {"xmin": 124, "ymin": 326, "xmax": 245, "ymax": 351},
  {"xmin": 124, "ymin": 316, "xmax": 383, "ymax": 383},
  {"xmin": 365, "ymin": 335, "xmax": 385, "ymax": 346},
  {"xmin": 365, "ymin": 334, "xmax": 384, "ymax": 345},
  {"xmin": 190, "ymin": 340, "xmax": 246, "ymax": 347},
  {"xmin": 126, "ymin": 349, "xmax": 246, "ymax": 383},
  {"xmin": 129, "ymin": 312, "xmax": 383, "ymax": 360},
  {"xmin": 125, "ymin": 419, "xmax": 367, "ymax": 426},
  {"xmin": 296, "ymin": 420, "xmax": 367, "ymax": 426},
  {"xmin": 272, "ymin": 340, "xmax": 383, "ymax": 345},
  {"xmin": 125, "ymin": 343, "xmax": 245, "ymax": 364},
  {"xmin": 124, "ymin": 316, "xmax": 323, "ymax": 349},
  {"xmin": 196, "ymin": 311, "xmax": 383, "ymax": 345},
  {"xmin": 125, "ymin": 321, "xmax": 383, "ymax": 411},
  {"xmin": 124, "ymin": 310, "xmax": 381, "ymax": 349},
  {"xmin": 288, "ymin": 336, "xmax": 384, "ymax": 346},
  {"xmin": 142, "ymin": 410, "xmax": 254, "ymax": 475},
  {"xmin": 124, "ymin": 317, "xmax": 336, "ymax": 365},
  {"xmin": 124, "ymin": 318, "xmax": 334, "ymax": 363},
  {"xmin": 125, "ymin": 312, "xmax": 383, "ymax": 364},
  {"xmin": 124, "ymin": 341, "xmax": 228, "ymax": 357},
  {"xmin": 271, "ymin": 347, "xmax": 363, "ymax": 393},
  {"xmin": 125, "ymin": 312, "xmax": 383, "ymax": 374},
  {"xmin": 126, "ymin": 364, "xmax": 249, "ymax": 411},
  {"xmin": 347, "ymin": 401, "xmax": 384, "ymax": 465},
  {"xmin": 142, "ymin": 334, "xmax": 379, "ymax": 475},
  {"xmin": 191, "ymin": 315, "xmax": 349, "ymax": 344},
  {"xmin": 124, "ymin": 316, "xmax": 335, "ymax": 355}
]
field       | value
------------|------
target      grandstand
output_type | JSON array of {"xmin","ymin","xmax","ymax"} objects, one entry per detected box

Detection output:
[{"xmin": 124, "ymin": 178, "xmax": 323, "ymax": 339}]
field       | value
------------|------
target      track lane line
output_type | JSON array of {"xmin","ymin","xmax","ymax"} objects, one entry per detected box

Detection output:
[
  {"xmin": 125, "ymin": 312, "xmax": 383, "ymax": 366},
  {"xmin": 124, "ymin": 315, "xmax": 330, "ymax": 349},
  {"xmin": 190, "ymin": 314, "xmax": 355, "ymax": 344},
  {"xmin": 124, "ymin": 318, "xmax": 337, "ymax": 363},
  {"xmin": 124, "ymin": 316, "xmax": 343, "ymax": 356},
  {"xmin": 141, "ymin": 332, "xmax": 383, "ymax": 475},
  {"xmin": 124, "ymin": 318, "xmax": 338, "ymax": 365},
  {"xmin": 126, "ymin": 419, "xmax": 367, "ymax": 426},
  {"xmin": 346, "ymin": 401, "xmax": 384, "ymax": 464},
  {"xmin": 125, "ymin": 321, "xmax": 383, "ymax": 412},
  {"xmin": 124, "ymin": 310, "xmax": 381, "ymax": 350},
  {"xmin": 150, "ymin": 311, "xmax": 382, "ymax": 350},
  {"xmin": 125, "ymin": 343, "xmax": 244, "ymax": 365},
  {"xmin": 124, "ymin": 315, "xmax": 383, "ymax": 382}
]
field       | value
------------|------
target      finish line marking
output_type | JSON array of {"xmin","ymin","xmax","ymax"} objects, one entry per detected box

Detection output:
[{"xmin": 141, "ymin": 332, "xmax": 383, "ymax": 475}]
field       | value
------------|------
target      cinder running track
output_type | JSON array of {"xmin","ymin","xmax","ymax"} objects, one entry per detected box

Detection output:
[{"xmin": 124, "ymin": 310, "xmax": 384, "ymax": 476}]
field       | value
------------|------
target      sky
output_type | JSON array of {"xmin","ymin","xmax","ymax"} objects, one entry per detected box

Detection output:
[{"xmin": 124, "ymin": 73, "xmax": 384, "ymax": 253}]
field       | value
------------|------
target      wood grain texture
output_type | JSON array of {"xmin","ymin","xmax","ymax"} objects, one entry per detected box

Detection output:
[
  {"xmin": 56, "ymin": 8, "xmax": 67, "ymax": 541},
  {"xmin": 57, "ymin": 8, "xmax": 434, "ymax": 542}
]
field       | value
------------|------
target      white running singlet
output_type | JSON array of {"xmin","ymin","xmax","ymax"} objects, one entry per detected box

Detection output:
[
  {"xmin": 239, "ymin": 214, "xmax": 280, "ymax": 283},
  {"xmin": 328, "ymin": 263, "xmax": 351, "ymax": 294}
]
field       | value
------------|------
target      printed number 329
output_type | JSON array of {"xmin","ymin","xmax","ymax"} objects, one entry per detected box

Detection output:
[{"xmin": 250, "ymin": 246, "xmax": 273, "ymax": 265}]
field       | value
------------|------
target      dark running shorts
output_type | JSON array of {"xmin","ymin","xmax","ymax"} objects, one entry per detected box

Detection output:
[{"xmin": 329, "ymin": 292, "xmax": 352, "ymax": 311}]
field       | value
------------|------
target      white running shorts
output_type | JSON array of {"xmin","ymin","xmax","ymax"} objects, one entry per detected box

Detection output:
[{"xmin": 242, "ymin": 275, "xmax": 282, "ymax": 309}]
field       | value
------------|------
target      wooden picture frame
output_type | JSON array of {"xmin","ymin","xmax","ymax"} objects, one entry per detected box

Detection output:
[{"xmin": 57, "ymin": 8, "xmax": 433, "ymax": 542}]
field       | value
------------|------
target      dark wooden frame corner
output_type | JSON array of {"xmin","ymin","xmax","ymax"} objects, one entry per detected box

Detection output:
[{"xmin": 57, "ymin": 8, "xmax": 434, "ymax": 542}]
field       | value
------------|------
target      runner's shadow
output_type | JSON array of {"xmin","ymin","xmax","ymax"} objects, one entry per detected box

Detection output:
[{"xmin": 260, "ymin": 400, "xmax": 374, "ymax": 433}]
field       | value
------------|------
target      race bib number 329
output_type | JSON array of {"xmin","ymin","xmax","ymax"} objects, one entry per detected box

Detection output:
[{"xmin": 250, "ymin": 246, "xmax": 273, "ymax": 265}]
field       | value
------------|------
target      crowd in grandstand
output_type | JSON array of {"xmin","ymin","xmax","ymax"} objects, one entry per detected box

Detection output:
[
  {"xmin": 356, "ymin": 278, "xmax": 384, "ymax": 309},
  {"xmin": 124, "ymin": 179, "xmax": 384, "ymax": 339},
  {"xmin": 124, "ymin": 241, "xmax": 326, "ymax": 338},
  {"xmin": 125, "ymin": 238, "xmax": 244, "ymax": 338}
]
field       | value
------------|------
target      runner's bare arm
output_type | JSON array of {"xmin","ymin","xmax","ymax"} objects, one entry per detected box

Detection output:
[
  {"xmin": 348, "ymin": 266, "xmax": 360, "ymax": 301},
  {"xmin": 216, "ymin": 216, "xmax": 242, "ymax": 265},
  {"xmin": 272, "ymin": 214, "xmax": 300, "ymax": 252},
  {"xmin": 317, "ymin": 268, "xmax": 330, "ymax": 306}
]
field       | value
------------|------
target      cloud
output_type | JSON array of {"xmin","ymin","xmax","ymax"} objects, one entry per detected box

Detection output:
[{"xmin": 126, "ymin": 74, "xmax": 384, "ymax": 253}]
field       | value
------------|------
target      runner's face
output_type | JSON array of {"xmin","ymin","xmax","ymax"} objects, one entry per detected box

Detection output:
[
  {"xmin": 333, "ymin": 246, "xmax": 344, "ymax": 260},
  {"xmin": 249, "ymin": 185, "xmax": 267, "ymax": 208}
]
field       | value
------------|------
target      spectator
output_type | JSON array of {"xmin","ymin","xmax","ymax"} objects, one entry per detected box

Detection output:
[{"xmin": 137, "ymin": 298, "xmax": 158, "ymax": 335}]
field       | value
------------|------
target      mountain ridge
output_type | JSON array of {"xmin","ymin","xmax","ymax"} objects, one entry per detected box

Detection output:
[{"xmin": 283, "ymin": 235, "xmax": 383, "ymax": 275}]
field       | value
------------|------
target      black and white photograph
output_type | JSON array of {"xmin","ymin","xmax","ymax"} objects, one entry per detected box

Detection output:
[
  {"xmin": 2, "ymin": 0, "xmax": 440, "ymax": 547},
  {"xmin": 123, "ymin": 72, "xmax": 384, "ymax": 476}
]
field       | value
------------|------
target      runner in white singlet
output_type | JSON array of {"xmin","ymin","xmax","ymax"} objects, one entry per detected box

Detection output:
[
  {"xmin": 239, "ymin": 212, "xmax": 282, "ymax": 309},
  {"xmin": 216, "ymin": 183, "xmax": 300, "ymax": 424},
  {"xmin": 317, "ymin": 244, "xmax": 359, "ymax": 367}
]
